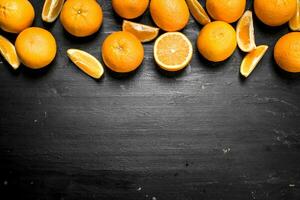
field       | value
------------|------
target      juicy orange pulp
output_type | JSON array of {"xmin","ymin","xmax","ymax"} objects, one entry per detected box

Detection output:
[
  {"xmin": 154, "ymin": 32, "xmax": 193, "ymax": 71},
  {"xmin": 236, "ymin": 11, "xmax": 256, "ymax": 52},
  {"xmin": 186, "ymin": 0, "xmax": 211, "ymax": 25},
  {"xmin": 42, "ymin": 0, "xmax": 65, "ymax": 23},
  {"xmin": 67, "ymin": 49, "xmax": 104, "ymax": 79},
  {"xmin": 122, "ymin": 20, "xmax": 159, "ymax": 43},
  {"xmin": 0, "ymin": 35, "xmax": 20, "ymax": 69},
  {"xmin": 240, "ymin": 45, "xmax": 268, "ymax": 78}
]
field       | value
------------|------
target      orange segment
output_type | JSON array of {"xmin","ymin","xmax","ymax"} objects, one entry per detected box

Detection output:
[
  {"xmin": 42, "ymin": 0, "xmax": 65, "ymax": 23},
  {"xmin": 240, "ymin": 45, "xmax": 268, "ymax": 78},
  {"xmin": 289, "ymin": 0, "xmax": 300, "ymax": 31},
  {"xmin": 67, "ymin": 49, "xmax": 104, "ymax": 79},
  {"xmin": 154, "ymin": 32, "xmax": 193, "ymax": 72},
  {"xmin": 237, "ymin": 10, "xmax": 256, "ymax": 52},
  {"xmin": 0, "ymin": 35, "xmax": 20, "ymax": 70},
  {"xmin": 122, "ymin": 20, "xmax": 159, "ymax": 43},
  {"xmin": 186, "ymin": 0, "xmax": 211, "ymax": 25}
]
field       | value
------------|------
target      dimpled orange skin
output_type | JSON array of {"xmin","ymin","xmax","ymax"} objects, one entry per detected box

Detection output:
[
  {"xmin": 254, "ymin": 0, "xmax": 297, "ymax": 26},
  {"xmin": 206, "ymin": 0, "xmax": 246, "ymax": 23},
  {"xmin": 15, "ymin": 27, "xmax": 57, "ymax": 69},
  {"xmin": 60, "ymin": 0, "xmax": 103, "ymax": 37},
  {"xmin": 112, "ymin": 0, "xmax": 149, "ymax": 19},
  {"xmin": 0, "ymin": 0, "xmax": 35, "ymax": 33},
  {"xmin": 101, "ymin": 31, "xmax": 144, "ymax": 73},
  {"xmin": 150, "ymin": 0, "xmax": 190, "ymax": 32},
  {"xmin": 197, "ymin": 21, "xmax": 237, "ymax": 62},
  {"xmin": 274, "ymin": 32, "xmax": 300, "ymax": 73}
]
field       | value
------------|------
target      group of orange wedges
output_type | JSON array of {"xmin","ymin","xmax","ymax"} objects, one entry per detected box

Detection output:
[{"xmin": 0, "ymin": 0, "xmax": 300, "ymax": 80}]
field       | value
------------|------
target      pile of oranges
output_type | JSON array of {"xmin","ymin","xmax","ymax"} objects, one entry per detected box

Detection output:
[{"xmin": 0, "ymin": 0, "xmax": 300, "ymax": 79}]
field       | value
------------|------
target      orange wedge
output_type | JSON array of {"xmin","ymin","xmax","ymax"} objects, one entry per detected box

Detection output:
[
  {"xmin": 122, "ymin": 20, "xmax": 159, "ymax": 43},
  {"xmin": 154, "ymin": 32, "xmax": 193, "ymax": 72},
  {"xmin": 236, "ymin": 10, "xmax": 256, "ymax": 52},
  {"xmin": 42, "ymin": 0, "xmax": 65, "ymax": 23},
  {"xmin": 240, "ymin": 45, "xmax": 268, "ymax": 78},
  {"xmin": 186, "ymin": 0, "xmax": 211, "ymax": 25},
  {"xmin": 289, "ymin": 0, "xmax": 300, "ymax": 31},
  {"xmin": 67, "ymin": 49, "xmax": 104, "ymax": 79},
  {"xmin": 0, "ymin": 35, "xmax": 20, "ymax": 70}
]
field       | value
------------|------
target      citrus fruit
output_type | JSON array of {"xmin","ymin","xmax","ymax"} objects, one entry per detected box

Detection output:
[
  {"xmin": 274, "ymin": 32, "xmax": 300, "ymax": 73},
  {"xmin": 122, "ymin": 20, "xmax": 159, "ymax": 43},
  {"xmin": 236, "ymin": 10, "xmax": 256, "ymax": 52},
  {"xmin": 150, "ymin": 0, "xmax": 190, "ymax": 32},
  {"xmin": 112, "ymin": 0, "xmax": 149, "ymax": 19},
  {"xmin": 67, "ymin": 49, "xmax": 104, "ymax": 79},
  {"xmin": 15, "ymin": 27, "xmax": 57, "ymax": 69},
  {"xmin": 206, "ymin": 0, "xmax": 246, "ymax": 23},
  {"xmin": 197, "ymin": 21, "xmax": 237, "ymax": 62},
  {"xmin": 0, "ymin": 35, "xmax": 20, "ymax": 69},
  {"xmin": 186, "ymin": 0, "xmax": 210, "ymax": 25},
  {"xmin": 42, "ymin": 0, "xmax": 65, "ymax": 23},
  {"xmin": 254, "ymin": 0, "xmax": 297, "ymax": 26},
  {"xmin": 154, "ymin": 32, "xmax": 193, "ymax": 72},
  {"xmin": 240, "ymin": 45, "xmax": 268, "ymax": 78},
  {"xmin": 101, "ymin": 31, "xmax": 144, "ymax": 73},
  {"xmin": 0, "ymin": 0, "xmax": 35, "ymax": 33},
  {"xmin": 289, "ymin": 0, "xmax": 300, "ymax": 31},
  {"xmin": 60, "ymin": 0, "xmax": 103, "ymax": 37}
]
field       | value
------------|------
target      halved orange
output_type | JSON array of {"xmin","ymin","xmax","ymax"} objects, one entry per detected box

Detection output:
[
  {"xmin": 186, "ymin": 0, "xmax": 211, "ymax": 25},
  {"xmin": 240, "ymin": 45, "xmax": 268, "ymax": 78},
  {"xmin": 154, "ymin": 32, "xmax": 193, "ymax": 72},
  {"xmin": 236, "ymin": 10, "xmax": 256, "ymax": 52},
  {"xmin": 42, "ymin": 0, "xmax": 65, "ymax": 23},
  {"xmin": 67, "ymin": 49, "xmax": 104, "ymax": 79},
  {"xmin": 122, "ymin": 20, "xmax": 159, "ymax": 43},
  {"xmin": 289, "ymin": 0, "xmax": 300, "ymax": 31},
  {"xmin": 0, "ymin": 35, "xmax": 20, "ymax": 70}
]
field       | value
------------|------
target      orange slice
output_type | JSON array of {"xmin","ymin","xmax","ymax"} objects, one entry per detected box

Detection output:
[
  {"xmin": 122, "ymin": 20, "xmax": 159, "ymax": 43},
  {"xmin": 289, "ymin": 0, "xmax": 300, "ymax": 31},
  {"xmin": 67, "ymin": 49, "xmax": 104, "ymax": 79},
  {"xmin": 154, "ymin": 32, "xmax": 193, "ymax": 72},
  {"xmin": 42, "ymin": 0, "xmax": 65, "ymax": 23},
  {"xmin": 186, "ymin": 0, "xmax": 211, "ymax": 25},
  {"xmin": 236, "ymin": 10, "xmax": 256, "ymax": 52},
  {"xmin": 0, "ymin": 35, "xmax": 20, "ymax": 70},
  {"xmin": 240, "ymin": 45, "xmax": 268, "ymax": 78}
]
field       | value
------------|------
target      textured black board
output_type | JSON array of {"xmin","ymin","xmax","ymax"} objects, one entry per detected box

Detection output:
[{"xmin": 0, "ymin": 0, "xmax": 300, "ymax": 199}]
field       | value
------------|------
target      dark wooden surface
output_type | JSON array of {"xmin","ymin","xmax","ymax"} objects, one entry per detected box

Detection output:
[{"xmin": 1, "ymin": 0, "xmax": 300, "ymax": 199}]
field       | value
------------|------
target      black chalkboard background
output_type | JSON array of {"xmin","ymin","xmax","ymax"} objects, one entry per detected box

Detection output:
[{"xmin": 0, "ymin": 0, "xmax": 300, "ymax": 199}]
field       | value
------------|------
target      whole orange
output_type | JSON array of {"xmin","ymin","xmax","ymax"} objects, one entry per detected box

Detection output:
[
  {"xmin": 206, "ymin": 0, "xmax": 246, "ymax": 23},
  {"xmin": 112, "ymin": 0, "xmax": 149, "ymax": 19},
  {"xmin": 102, "ymin": 31, "xmax": 144, "ymax": 73},
  {"xmin": 0, "ymin": 0, "xmax": 35, "ymax": 33},
  {"xmin": 274, "ymin": 32, "xmax": 300, "ymax": 73},
  {"xmin": 197, "ymin": 21, "xmax": 237, "ymax": 62},
  {"xmin": 254, "ymin": 0, "xmax": 297, "ymax": 26},
  {"xmin": 150, "ymin": 0, "xmax": 190, "ymax": 32},
  {"xmin": 60, "ymin": 0, "xmax": 103, "ymax": 37},
  {"xmin": 15, "ymin": 27, "xmax": 57, "ymax": 69}
]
